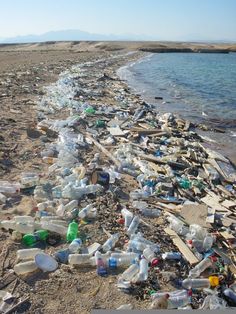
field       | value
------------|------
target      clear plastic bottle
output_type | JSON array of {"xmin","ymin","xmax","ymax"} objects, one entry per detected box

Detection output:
[
  {"xmin": 121, "ymin": 263, "xmax": 140, "ymax": 281},
  {"xmin": 14, "ymin": 261, "xmax": 38, "ymax": 275},
  {"xmin": 68, "ymin": 254, "xmax": 92, "ymax": 266},
  {"xmin": 68, "ymin": 238, "xmax": 82, "ymax": 253},
  {"xmin": 0, "ymin": 181, "xmax": 20, "ymax": 195},
  {"xmin": 141, "ymin": 208, "xmax": 162, "ymax": 218},
  {"xmin": 151, "ymin": 290, "xmax": 188, "ymax": 300},
  {"xmin": 0, "ymin": 192, "xmax": 7, "ymax": 204},
  {"xmin": 168, "ymin": 294, "xmax": 191, "ymax": 309},
  {"xmin": 78, "ymin": 204, "xmax": 96, "ymax": 219},
  {"xmin": 102, "ymin": 233, "xmax": 120, "ymax": 252},
  {"xmin": 167, "ymin": 215, "xmax": 188, "ymax": 236},
  {"xmin": 17, "ymin": 248, "xmax": 42, "ymax": 261},
  {"xmin": 127, "ymin": 216, "xmax": 140, "ymax": 235},
  {"xmin": 182, "ymin": 278, "xmax": 210, "ymax": 289},
  {"xmin": 20, "ymin": 173, "xmax": 39, "ymax": 188},
  {"xmin": 41, "ymin": 221, "xmax": 67, "ymax": 235},
  {"xmin": 15, "ymin": 222, "xmax": 35, "ymax": 234},
  {"xmin": 64, "ymin": 200, "xmax": 78, "ymax": 211},
  {"xmin": 0, "ymin": 220, "xmax": 16, "ymax": 230},
  {"xmin": 121, "ymin": 208, "xmax": 133, "ymax": 228},
  {"xmin": 189, "ymin": 256, "xmax": 217, "ymax": 278},
  {"xmin": 137, "ymin": 258, "xmax": 149, "ymax": 282},
  {"xmin": 143, "ymin": 246, "xmax": 156, "ymax": 262},
  {"xmin": 37, "ymin": 201, "xmax": 55, "ymax": 212},
  {"xmin": 111, "ymin": 252, "xmax": 139, "ymax": 263},
  {"xmin": 202, "ymin": 234, "xmax": 214, "ymax": 251},
  {"xmin": 15, "ymin": 216, "xmax": 34, "ymax": 223}
]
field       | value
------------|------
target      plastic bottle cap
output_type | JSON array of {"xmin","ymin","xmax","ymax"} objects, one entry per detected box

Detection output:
[
  {"xmin": 151, "ymin": 258, "xmax": 159, "ymax": 267},
  {"xmin": 210, "ymin": 256, "xmax": 217, "ymax": 262},
  {"xmin": 208, "ymin": 276, "xmax": 219, "ymax": 287}
]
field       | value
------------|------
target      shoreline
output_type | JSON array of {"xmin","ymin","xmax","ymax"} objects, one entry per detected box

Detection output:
[
  {"xmin": 118, "ymin": 53, "xmax": 236, "ymax": 165},
  {"xmin": 0, "ymin": 49, "xmax": 236, "ymax": 312}
]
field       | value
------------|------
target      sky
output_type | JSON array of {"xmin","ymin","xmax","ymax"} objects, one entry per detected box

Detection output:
[{"xmin": 0, "ymin": 0, "xmax": 236, "ymax": 41}]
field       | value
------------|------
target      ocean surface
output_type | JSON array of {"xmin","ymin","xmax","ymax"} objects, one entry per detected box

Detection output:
[{"xmin": 118, "ymin": 52, "xmax": 236, "ymax": 162}]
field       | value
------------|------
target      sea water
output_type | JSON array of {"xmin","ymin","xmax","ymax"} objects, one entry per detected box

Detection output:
[{"xmin": 118, "ymin": 53, "xmax": 236, "ymax": 162}]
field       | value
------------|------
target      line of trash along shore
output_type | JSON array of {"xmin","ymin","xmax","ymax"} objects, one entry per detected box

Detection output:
[{"xmin": 0, "ymin": 52, "xmax": 236, "ymax": 312}]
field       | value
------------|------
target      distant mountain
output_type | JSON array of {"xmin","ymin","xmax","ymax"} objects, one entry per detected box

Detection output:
[{"xmin": 0, "ymin": 29, "xmax": 154, "ymax": 43}]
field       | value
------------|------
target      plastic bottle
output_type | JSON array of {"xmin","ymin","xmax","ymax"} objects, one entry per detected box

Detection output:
[
  {"xmin": 15, "ymin": 216, "xmax": 34, "ymax": 223},
  {"xmin": 64, "ymin": 200, "xmax": 78, "ymax": 211},
  {"xmin": 167, "ymin": 215, "xmax": 188, "ymax": 236},
  {"xmin": 41, "ymin": 221, "xmax": 67, "ymax": 235},
  {"xmin": 151, "ymin": 290, "xmax": 188, "ymax": 300},
  {"xmin": 168, "ymin": 294, "xmax": 191, "ymax": 309},
  {"xmin": 182, "ymin": 278, "xmax": 210, "ymax": 289},
  {"xmin": 22, "ymin": 230, "xmax": 49, "ymax": 246},
  {"xmin": 0, "ymin": 181, "xmax": 20, "ymax": 195},
  {"xmin": 37, "ymin": 201, "xmax": 55, "ymax": 212},
  {"xmin": 137, "ymin": 258, "xmax": 149, "ymax": 282},
  {"xmin": 0, "ymin": 220, "xmax": 16, "ymax": 230},
  {"xmin": 143, "ymin": 247, "xmax": 156, "ymax": 262},
  {"xmin": 17, "ymin": 248, "xmax": 42, "ymax": 261},
  {"xmin": 111, "ymin": 252, "xmax": 139, "ymax": 263},
  {"xmin": 68, "ymin": 254, "xmax": 92, "ymax": 266},
  {"xmin": 141, "ymin": 208, "xmax": 162, "ymax": 218},
  {"xmin": 202, "ymin": 234, "xmax": 214, "ymax": 251},
  {"xmin": 66, "ymin": 221, "xmax": 78, "ymax": 242},
  {"xmin": 14, "ymin": 261, "xmax": 38, "ymax": 275},
  {"xmin": 0, "ymin": 192, "xmax": 7, "ymax": 204},
  {"xmin": 127, "ymin": 216, "xmax": 140, "ymax": 235},
  {"xmin": 102, "ymin": 233, "xmax": 120, "ymax": 252},
  {"xmin": 223, "ymin": 288, "xmax": 236, "ymax": 304},
  {"xmin": 20, "ymin": 173, "xmax": 39, "ymax": 188},
  {"xmin": 68, "ymin": 238, "xmax": 82, "ymax": 253},
  {"xmin": 54, "ymin": 248, "xmax": 70, "ymax": 264},
  {"xmin": 121, "ymin": 208, "xmax": 133, "ymax": 228},
  {"xmin": 162, "ymin": 252, "xmax": 182, "ymax": 260},
  {"xmin": 189, "ymin": 256, "xmax": 217, "ymax": 278},
  {"xmin": 121, "ymin": 263, "xmax": 140, "ymax": 281},
  {"xmin": 78, "ymin": 204, "xmax": 96, "ymax": 219},
  {"xmin": 15, "ymin": 222, "xmax": 35, "ymax": 234}
]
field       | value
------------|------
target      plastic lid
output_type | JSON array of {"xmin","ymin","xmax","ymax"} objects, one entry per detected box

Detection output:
[
  {"xmin": 210, "ymin": 256, "xmax": 218, "ymax": 262},
  {"xmin": 151, "ymin": 258, "xmax": 159, "ymax": 267},
  {"xmin": 208, "ymin": 276, "xmax": 219, "ymax": 287},
  {"xmin": 35, "ymin": 253, "xmax": 58, "ymax": 272}
]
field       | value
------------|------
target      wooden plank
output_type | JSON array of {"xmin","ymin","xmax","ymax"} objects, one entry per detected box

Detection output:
[
  {"xmin": 201, "ymin": 195, "xmax": 229, "ymax": 213},
  {"xmin": 180, "ymin": 204, "xmax": 208, "ymax": 227},
  {"xmin": 221, "ymin": 200, "xmax": 236, "ymax": 209},
  {"xmin": 164, "ymin": 227, "xmax": 199, "ymax": 265},
  {"xmin": 107, "ymin": 126, "xmax": 126, "ymax": 136}
]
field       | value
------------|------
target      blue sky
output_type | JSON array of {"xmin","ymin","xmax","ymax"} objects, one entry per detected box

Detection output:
[{"xmin": 0, "ymin": 0, "xmax": 236, "ymax": 40}]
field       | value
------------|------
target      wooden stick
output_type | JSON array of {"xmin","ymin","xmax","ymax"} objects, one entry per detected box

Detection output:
[
  {"xmin": 4, "ymin": 297, "xmax": 30, "ymax": 314},
  {"xmin": 86, "ymin": 134, "xmax": 121, "ymax": 168}
]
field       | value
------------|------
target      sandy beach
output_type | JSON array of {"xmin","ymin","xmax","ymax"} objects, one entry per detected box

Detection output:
[{"xmin": 0, "ymin": 42, "xmax": 236, "ymax": 313}]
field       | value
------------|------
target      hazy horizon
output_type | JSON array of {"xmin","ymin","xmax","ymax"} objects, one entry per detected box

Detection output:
[{"xmin": 0, "ymin": 0, "xmax": 236, "ymax": 42}]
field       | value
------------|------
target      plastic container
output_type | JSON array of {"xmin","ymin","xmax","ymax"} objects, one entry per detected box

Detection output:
[
  {"xmin": 168, "ymin": 294, "xmax": 191, "ymax": 309},
  {"xmin": 15, "ymin": 222, "xmax": 35, "ymax": 234},
  {"xmin": 121, "ymin": 263, "xmax": 140, "ymax": 281},
  {"xmin": 17, "ymin": 248, "xmax": 42, "ymax": 261},
  {"xmin": 0, "ymin": 192, "xmax": 7, "ymax": 204},
  {"xmin": 121, "ymin": 208, "xmax": 133, "ymax": 228},
  {"xmin": 68, "ymin": 254, "xmax": 92, "ymax": 266},
  {"xmin": 137, "ymin": 258, "xmax": 149, "ymax": 282},
  {"xmin": 14, "ymin": 261, "xmax": 38, "ymax": 275},
  {"xmin": 68, "ymin": 238, "xmax": 82, "ymax": 253},
  {"xmin": 0, "ymin": 220, "xmax": 16, "ymax": 230},
  {"xmin": 182, "ymin": 278, "xmax": 210, "ymax": 289},
  {"xmin": 41, "ymin": 221, "xmax": 67, "ymax": 235},
  {"xmin": 102, "ymin": 233, "xmax": 119, "ymax": 252},
  {"xmin": 15, "ymin": 216, "xmax": 34, "ymax": 223},
  {"xmin": 127, "ymin": 216, "xmax": 140, "ymax": 235},
  {"xmin": 66, "ymin": 221, "xmax": 78, "ymax": 242}
]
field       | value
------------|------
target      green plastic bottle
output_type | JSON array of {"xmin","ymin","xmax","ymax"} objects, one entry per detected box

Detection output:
[
  {"xmin": 22, "ymin": 230, "xmax": 49, "ymax": 247},
  {"xmin": 95, "ymin": 120, "xmax": 106, "ymax": 128},
  {"xmin": 84, "ymin": 107, "xmax": 96, "ymax": 115},
  {"xmin": 66, "ymin": 221, "xmax": 78, "ymax": 242}
]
